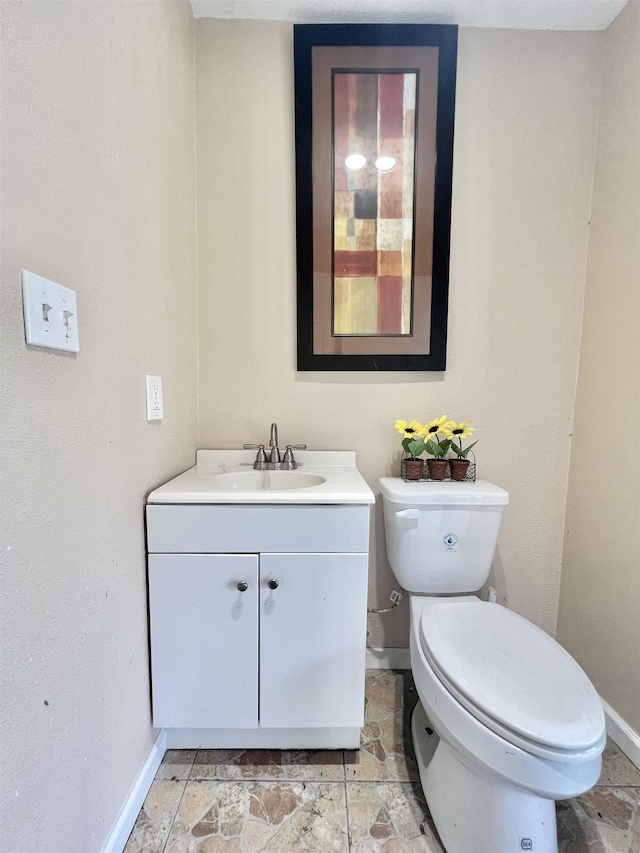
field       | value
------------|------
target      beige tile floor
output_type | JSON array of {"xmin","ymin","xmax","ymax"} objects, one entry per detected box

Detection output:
[{"xmin": 125, "ymin": 671, "xmax": 640, "ymax": 853}]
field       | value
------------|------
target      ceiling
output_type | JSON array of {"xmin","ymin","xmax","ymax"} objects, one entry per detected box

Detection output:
[{"xmin": 189, "ymin": 0, "xmax": 628, "ymax": 30}]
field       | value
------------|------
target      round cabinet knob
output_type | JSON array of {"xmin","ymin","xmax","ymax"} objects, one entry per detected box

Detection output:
[
  {"xmin": 267, "ymin": 579, "xmax": 279, "ymax": 590},
  {"xmin": 237, "ymin": 581, "xmax": 248, "ymax": 592}
]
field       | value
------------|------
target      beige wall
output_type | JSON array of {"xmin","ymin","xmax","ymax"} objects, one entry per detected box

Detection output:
[
  {"xmin": 196, "ymin": 20, "xmax": 602, "ymax": 646},
  {"xmin": 2, "ymin": 6, "xmax": 634, "ymax": 848},
  {"xmin": 557, "ymin": 0, "xmax": 640, "ymax": 735},
  {"xmin": 0, "ymin": 2, "xmax": 197, "ymax": 851}
]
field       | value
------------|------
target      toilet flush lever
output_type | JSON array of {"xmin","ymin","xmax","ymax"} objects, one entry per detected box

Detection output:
[{"xmin": 396, "ymin": 509, "xmax": 419, "ymax": 519}]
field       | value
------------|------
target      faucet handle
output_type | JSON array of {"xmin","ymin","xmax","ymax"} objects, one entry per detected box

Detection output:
[
  {"xmin": 282, "ymin": 444, "xmax": 307, "ymax": 469},
  {"xmin": 243, "ymin": 444, "xmax": 268, "ymax": 468}
]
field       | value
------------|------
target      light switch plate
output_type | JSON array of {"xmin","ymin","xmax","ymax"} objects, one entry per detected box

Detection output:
[
  {"xmin": 21, "ymin": 270, "xmax": 79, "ymax": 352},
  {"xmin": 146, "ymin": 375, "xmax": 164, "ymax": 421}
]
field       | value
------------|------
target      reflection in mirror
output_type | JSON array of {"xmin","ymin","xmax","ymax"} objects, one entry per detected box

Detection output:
[{"xmin": 332, "ymin": 71, "xmax": 417, "ymax": 337}]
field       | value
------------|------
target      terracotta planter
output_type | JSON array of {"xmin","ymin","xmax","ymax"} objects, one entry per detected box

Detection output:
[
  {"xmin": 449, "ymin": 459, "xmax": 470, "ymax": 481},
  {"xmin": 427, "ymin": 459, "xmax": 448, "ymax": 480},
  {"xmin": 404, "ymin": 459, "xmax": 424, "ymax": 481}
]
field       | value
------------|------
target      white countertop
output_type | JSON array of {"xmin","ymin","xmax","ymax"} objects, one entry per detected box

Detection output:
[{"xmin": 147, "ymin": 450, "xmax": 375, "ymax": 505}]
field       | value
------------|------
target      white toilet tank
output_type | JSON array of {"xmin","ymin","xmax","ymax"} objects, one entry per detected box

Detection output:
[{"xmin": 379, "ymin": 479, "xmax": 509, "ymax": 594}]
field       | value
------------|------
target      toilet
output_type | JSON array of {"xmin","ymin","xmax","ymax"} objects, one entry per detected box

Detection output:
[{"xmin": 379, "ymin": 478, "xmax": 606, "ymax": 853}]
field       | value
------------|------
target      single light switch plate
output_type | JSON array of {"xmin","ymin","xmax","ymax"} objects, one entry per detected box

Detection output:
[
  {"xmin": 21, "ymin": 270, "xmax": 79, "ymax": 352},
  {"xmin": 146, "ymin": 375, "xmax": 164, "ymax": 421}
]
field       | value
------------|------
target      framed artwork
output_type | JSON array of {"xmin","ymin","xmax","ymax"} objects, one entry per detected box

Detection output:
[{"xmin": 294, "ymin": 24, "xmax": 458, "ymax": 371}]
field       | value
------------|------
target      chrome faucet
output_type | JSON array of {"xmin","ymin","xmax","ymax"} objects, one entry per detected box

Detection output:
[
  {"xmin": 269, "ymin": 422, "xmax": 281, "ymax": 464},
  {"xmin": 244, "ymin": 423, "xmax": 306, "ymax": 470}
]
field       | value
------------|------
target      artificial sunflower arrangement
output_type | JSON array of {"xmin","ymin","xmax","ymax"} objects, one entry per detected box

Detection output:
[{"xmin": 394, "ymin": 416, "xmax": 478, "ymax": 481}]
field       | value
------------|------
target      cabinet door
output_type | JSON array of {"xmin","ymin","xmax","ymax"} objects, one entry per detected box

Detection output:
[
  {"xmin": 148, "ymin": 554, "xmax": 258, "ymax": 728},
  {"xmin": 259, "ymin": 553, "xmax": 368, "ymax": 728}
]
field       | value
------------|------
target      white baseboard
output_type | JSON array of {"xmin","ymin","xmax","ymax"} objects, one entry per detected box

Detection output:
[
  {"xmin": 601, "ymin": 698, "xmax": 640, "ymax": 770},
  {"xmin": 102, "ymin": 729, "xmax": 167, "ymax": 853},
  {"xmin": 366, "ymin": 647, "xmax": 411, "ymax": 670}
]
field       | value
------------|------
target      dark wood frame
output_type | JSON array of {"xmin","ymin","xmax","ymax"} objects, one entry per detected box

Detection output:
[{"xmin": 294, "ymin": 24, "xmax": 457, "ymax": 371}]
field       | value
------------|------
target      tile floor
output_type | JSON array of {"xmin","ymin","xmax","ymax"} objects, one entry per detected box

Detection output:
[{"xmin": 124, "ymin": 670, "xmax": 640, "ymax": 853}]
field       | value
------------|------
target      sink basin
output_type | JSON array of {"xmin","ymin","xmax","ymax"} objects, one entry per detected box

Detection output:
[
  {"xmin": 209, "ymin": 471, "xmax": 327, "ymax": 492},
  {"xmin": 146, "ymin": 450, "xmax": 376, "ymax": 505}
]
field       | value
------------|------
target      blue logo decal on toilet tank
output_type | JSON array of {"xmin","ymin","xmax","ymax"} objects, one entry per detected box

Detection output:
[{"xmin": 443, "ymin": 533, "xmax": 458, "ymax": 548}]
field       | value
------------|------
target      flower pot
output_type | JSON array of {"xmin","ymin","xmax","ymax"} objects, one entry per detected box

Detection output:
[
  {"xmin": 404, "ymin": 459, "xmax": 424, "ymax": 481},
  {"xmin": 427, "ymin": 459, "xmax": 448, "ymax": 480},
  {"xmin": 449, "ymin": 459, "xmax": 470, "ymax": 481}
]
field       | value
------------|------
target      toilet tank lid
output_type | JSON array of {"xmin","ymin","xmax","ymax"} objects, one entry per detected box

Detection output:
[{"xmin": 379, "ymin": 478, "xmax": 509, "ymax": 506}]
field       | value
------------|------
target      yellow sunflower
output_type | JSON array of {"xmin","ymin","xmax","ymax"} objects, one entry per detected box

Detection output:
[
  {"xmin": 395, "ymin": 419, "xmax": 426, "ymax": 439},
  {"xmin": 423, "ymin": 414, "xmax": 448, "ymax": 438},
  {"xmin": 442, "ymin": 420, "xmax": 475, "ymax": 440}
]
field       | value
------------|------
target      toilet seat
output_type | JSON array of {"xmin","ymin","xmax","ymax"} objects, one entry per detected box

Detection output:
[{"xmin": 419, "ymin": 601, "xmax": 606, "ymax": 763}]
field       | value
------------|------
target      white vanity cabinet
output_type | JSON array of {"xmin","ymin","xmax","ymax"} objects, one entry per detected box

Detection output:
[{"xmin": 146, "ymin": 501, "xmax": 371, "ymax": 749}]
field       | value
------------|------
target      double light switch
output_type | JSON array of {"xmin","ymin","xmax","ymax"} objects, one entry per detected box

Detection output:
[{"xmin": 22, "ymin": 270, "xmax": 79, "ymax": 352}]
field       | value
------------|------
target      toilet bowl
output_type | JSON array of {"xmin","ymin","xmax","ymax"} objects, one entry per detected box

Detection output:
[
  {"xmin": 409, "ymin": 595, "xmax": 605, "ymax": 853},
  {"xmin": 379, "ymin": 478, "xmax": 606, "ymax": 853}
]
